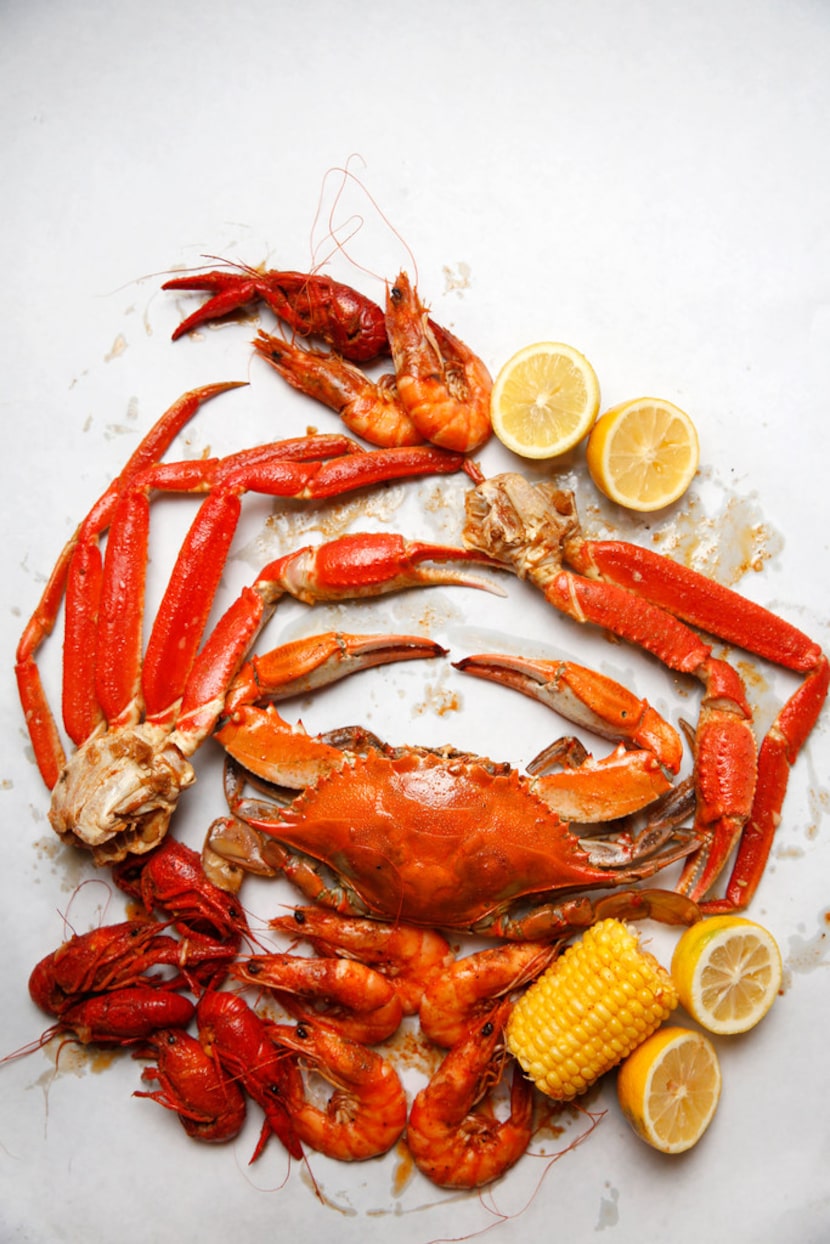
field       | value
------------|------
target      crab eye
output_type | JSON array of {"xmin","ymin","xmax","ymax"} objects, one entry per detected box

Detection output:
[
  {"xmin": 245, "ymin": 960, "xmax": 261, "ymax": 975},
  {"xmin": 481, "ymin": 1021, "xmax": 494, "ymax": 1037}
]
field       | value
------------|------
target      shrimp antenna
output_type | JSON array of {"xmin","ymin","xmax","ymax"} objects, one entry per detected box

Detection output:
[{"xmin": 310, "ymin": 155, "xmax": 419, "ymax": 286}]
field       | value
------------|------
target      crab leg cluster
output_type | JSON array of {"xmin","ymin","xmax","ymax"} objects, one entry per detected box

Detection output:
[
  {"xmin": 16, "ymin": 382, "xmax": 244, "ymax": 790},
  {"xmin": 462, "ymin": 473, "xmax": 828, "ymax": 911},
  {"xmin": 15, "ymin": 384, "xmax": 493, "ymax": 865}
]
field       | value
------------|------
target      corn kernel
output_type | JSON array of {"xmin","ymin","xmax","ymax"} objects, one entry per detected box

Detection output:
[{"xmin": 506, "ymin": 918, "xmax": 678, "ymax": 1100}]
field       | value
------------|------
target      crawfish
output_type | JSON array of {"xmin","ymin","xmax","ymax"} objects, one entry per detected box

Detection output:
[
  {"xmin": 134, "ymin": 1027, "xmax": 247, "ymax": 1143},
  {"xmin": 113, "ymin": 836, "xmax": 251, "ymax": 947},
  {"xmin": 29, "ymin": 918, "xmax": 237, "ymax": 1017},
  {"xmin": 29, "ymin": 919, "xmax": 189, "ymax": 1016},
  {"xmin": 164, "ymin": 265, "xmax": 389, "ymax": 361},
  {"xmin": 196, "ymin": 990, "xmax": 303, "ymax": 1162},
  {"xmin": 53, "ymin": 987, "xmax": 195, "ymax": 1047}
]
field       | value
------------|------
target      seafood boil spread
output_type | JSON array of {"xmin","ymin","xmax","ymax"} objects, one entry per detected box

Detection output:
[{"xmin": 10, "ymin": 258, "xmax": 827, "ymax": 1192}]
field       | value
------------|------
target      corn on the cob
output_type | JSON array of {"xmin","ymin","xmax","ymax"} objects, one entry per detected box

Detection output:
[{"xmin": 506, "ymin": 918, "xmax": 678, "ymax": 1100}]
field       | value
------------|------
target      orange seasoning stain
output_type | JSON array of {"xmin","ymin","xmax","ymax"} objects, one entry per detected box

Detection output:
[
  {"xmin": 532, "ymin": 1094, "xmax": 572, "ymax": 1145},
  {"xmin": 805, "ymin": 785, "xmax": 830, "ymax": 840},
  {"xmin": 86, "ymin": 1046, "xmax": 121, "ymax": 1075},
  {"xmin": 383, "ymin": 1017, "xmax": 443, "ymax": 1078},
  {"xmin": 392, "ymin": 1137, "xmax": 416, "ymax": 1195},
  {"xmin": 735, "ymin": 656, "xmax": 770, "ymax": 700},
  {"xmin": 413, "ymin": 681, "xmax": 461, "ymax": 718},
  {"xmin": 52, "ymin": 1041, "xmax": 120, "ymax": 1077},
  {"xmin": 649, "ymin": 490, "xmax": 782, "ymax": 588},
  {"xmin": 578, "ymin": 464, "xmax": 784, "ymax": 592}
]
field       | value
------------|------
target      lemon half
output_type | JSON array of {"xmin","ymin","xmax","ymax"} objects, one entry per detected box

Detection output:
[
  {"xmin": 490, "ymin": 341, "xmax": 601, "ymax": 459},
  {"xmin": 617, "ymin": 1026, "xmax": 721, "ymax": 1154},
  {"xmin": 671, "ymin": 915, "xmax": 783, "ymax": 1035},
  {"xmin": 586, "ymin": 397, "xmax": 699, "ymax": 511}
]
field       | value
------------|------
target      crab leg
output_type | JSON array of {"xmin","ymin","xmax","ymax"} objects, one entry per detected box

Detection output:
[
  {"xmin": 455, "ymin": 653, "xmax": 681, "ymax": 821},
  {"xmin": 564, "ymin": 533, "xmax": 830, "ymax": 909},
  {"xmin": 171, "ymin": 534, "xmax": 500, "ymax": 748},
  {"xmin": 63, "ymin": 432, "xmax": 365, "ymax": 739},
  {"xmin": 75, "ymin": 433, "xmax": 364, "ymax": 733},
  {"xmin": 488, "ymin": 888, "xmax": 700, "ymax": 941},
  {"xmin": 15, "ymin": 382, "xmax": 246, "ymax": 788},
  {"xmin": 45, "ymin": 438, "xmax": 469, "ymax": 749},
  {"xmin": 95, "ymin": 440, "xmax": 470, "ymax": 730},
  {"xmin": 713, "ymin": 664, "xmax": 830, "ymax": 912}
]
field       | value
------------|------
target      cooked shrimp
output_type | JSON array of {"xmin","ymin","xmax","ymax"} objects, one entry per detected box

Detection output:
[
  {"xmin": 253, "ymin": 331, "xmax": 425, "ymax": 447},
  {"xmin": 270, "ymin": 906, "xmax": 456, "ymax": 1014},
  {"xmin": 229, "ymin": 952, "xmax": 404, "ymax": 1044},
  {"xmin": 384, "ymin": 270, "xmax": 492, "ymax": 452},
  {"xmin": 268, "ymin": 1019, "xmax": 408, "ymax": 1161},
  {"xmin": 406, "ymin": 1002, "xmax": 534, "ymax": 1189},
  {"xmin": 419, "ymin": 941, "xmax": 562, "ymax": 1048}
]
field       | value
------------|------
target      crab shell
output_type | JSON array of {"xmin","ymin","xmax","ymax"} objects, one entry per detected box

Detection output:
[{"xmin": 240, "ymin": 742, "xmax": 694, "ymax": 932}]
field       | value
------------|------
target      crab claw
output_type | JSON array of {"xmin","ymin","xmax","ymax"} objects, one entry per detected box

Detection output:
[
  {"xmin": 455, "ymin": 652, "xmax": 681, "ymax": 821},
  {"xmin": 225, "ymin": 631, "xmax": 448, "ymax": 715},
  {"xmin": 260, "ymin": 534, "xmax": 507, "ymax": 606},
  {"xmin": 455, "ymin": 653, "xmax": 682, "ymax": 772},
  {"xmin": 591, "ymin": 887, "xmax": 700, "ymax": 927},
  {"xmin": 215, "ymin": 631, "xmax": 450, "ymax": 790}
]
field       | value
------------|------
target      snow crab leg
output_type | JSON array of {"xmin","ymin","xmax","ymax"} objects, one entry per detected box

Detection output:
[
  {"xmin": 16, "ymin": 386, "xmax": 495, "ymax": 865},
  {"xmin": 462, "ymin": 473, "xmax": 829, "ymax": 912},
  {"xmin": 15, "ymin": 381, "xmax": 246, "ymax": 792}
]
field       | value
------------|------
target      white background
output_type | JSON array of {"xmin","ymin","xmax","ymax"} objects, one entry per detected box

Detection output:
[{"xmin": 1, "ymin": 2, "xmax": 829, "ymax": 1241}]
